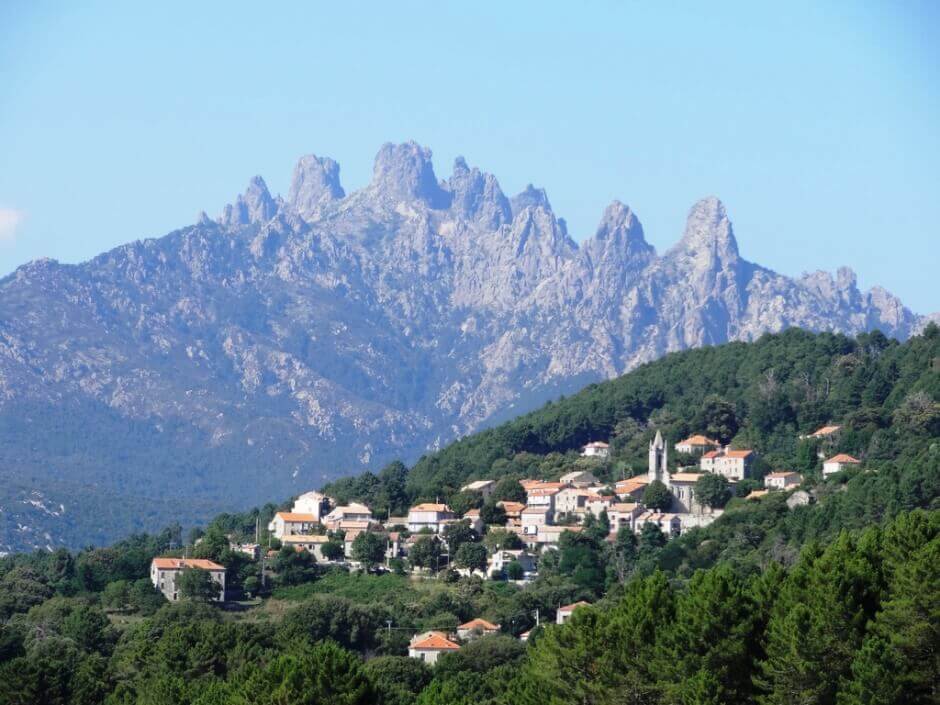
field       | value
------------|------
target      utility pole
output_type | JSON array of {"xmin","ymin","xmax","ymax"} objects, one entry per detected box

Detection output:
[
  {"xmin": 534, "ymin": 608, "xmax": 539, "ymax": 628},
  {"xmin": 386, "ymin": 619, "xmax": 392, "ymax": 640}
]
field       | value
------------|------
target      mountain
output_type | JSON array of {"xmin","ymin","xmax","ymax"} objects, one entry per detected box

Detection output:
[{"xmin": 0, "ymin": 142, "xmax": 929, "ymax": 552}]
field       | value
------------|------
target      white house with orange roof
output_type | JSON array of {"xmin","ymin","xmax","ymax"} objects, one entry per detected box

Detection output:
[
  {"xmin": 150, "ymin": 558, "xmax": 226, "ymax": 602},
  {"xmin": 457, "ymin": 618, "xmax": 500, "ymax": 640},
  {"xmin": 291, "ymin": 491, "xmax": 331, "ymax": 522},
  {"xmin": 804, "ymin": 424, "xmax": 842, "ymax": 440},
  {"xmin": 463, "ymin": 508, "xmax": 484, "ymax": 534},
  {"xmin": 408, "ymin": 631, "xmax": 461, "ymax": 663},
  {"xmin": 525, "ymin": 484, "xmax": 563, "ymax": 512},
  {"xmin": 268, "ymin": 512, "xmax": 319, "ymax": 539},
  {"xmin": 323, "ymin": 503, "xmax": 373, "ymax": 531},
  {"xmin": 699, "ymin": 448, "xmax": 755, "ymax": 480},
  {"xmin": 615, "ymin": 476, "xmax": 649, "ymax": 501},
  {"xmin": 765, "ymin": 471, "xmax": 802, "ymax": 490},
  {"xmin": 675, "ymin": 435, "xmax": 720, "ymax": 455},
  {"xmin": 581, "ymin": 441, "xmax": 610, "ymax": 458},
  {"xmin": 823, "ymin": 453, "xmax": 860, "ymax": 477},
  {"xmin": 407, "ymin": 503, "xmax": 455, "ymax": 533},
  {"xmin": 556, "ymin": 601, "xmax": 590, "ymax": 624}
]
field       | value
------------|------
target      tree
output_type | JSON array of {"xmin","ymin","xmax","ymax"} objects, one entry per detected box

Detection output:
[
  {"xmin": 638, "ymin": 523, "xmax": 666, "ymax": 556},
  {"xmin": 363, "ymin": 656, "xmax": 432, "ymax": 705},
  {"xmin": 242, "ymin": 575, "xmax": 260, "ymax": 597},
  {"xmin": 274, "ymin": 545, "xmax": 320, "ymax": 586},
  {"xmin": 409, "ymin": 536, "xmax": 442, "ymax": 571},
  {"xmin": 479, "ymin": 502, "xmax": 507, "ymax": 526},
  {"xmin": 484, "ymin": 529, "xmax": 523, "ymax": 552},
  {"xmin": 321, "ymin": 540, "xmax": 345, "ymax": 561},
  {"xmin": 695, "ymin": 395, "xmax": 739, "ymax": 444},
  {"xmin": 611, "ymin": 529, "xmax": 638, "ymax": 583},
  {"xmin": 558, "ymin": 531, "xmax": 605, "ymax": 594},
  {"xmin": 492, "ymin": 477, "xmax": 526, "ymax": 503},
  {"xmin": 694, "ymin": 473, "xmax": 732, "ymax": 509},
  {"xmin": 351, "ymin": 532, "xmax": 386, "ymax": 570},
  {"xmin": 448, "ymin": 491, "xmax": 483, "ymax": 517},
  {"xmin": 454, "ymin": 543, "xmax": 488, "ymax": 572},
  {"xmin": 177, "ymin": 568, "xmax": 221, "ymax": 602},
  {"xmin": 442, "ymin": 521, "xmax": 477, "ymax": 554},
  {"xmin": 235, "ymin": 641, "xmax": 375, "ymax": 705},
  {"xmin": 643, "ymin": 480, "xmax": 673, "ymax": 512},
  {"xmin": 506, "ymin": 561, "xmax": 524, "ymax": 581}
]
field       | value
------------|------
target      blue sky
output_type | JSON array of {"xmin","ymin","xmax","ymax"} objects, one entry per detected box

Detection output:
[{"xmin": 1, "ymin": 1, "xmax": 938, "ymax": 312}]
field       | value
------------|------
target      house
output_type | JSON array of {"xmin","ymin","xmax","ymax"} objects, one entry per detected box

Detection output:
[
  {"xmin": 805, "ymin": 425, "xmax": 842, "ymax": 439},
  {"xmin": 585, "ymin": 494, "xmax": 615, "ymax": 517},
  {"xmin": 699, "ymin": 448, "xmax": 755, "ymax": 481},
  {"xmin": 462, "ymin": 508, "xmax": 484, "ymax": 534},
  {"xmin": 519, "ymin": 479, "xmax": 544, "ymax": 491},
  {"xmin": 521, "ymin": 506, "xmax": 551, "ymax": 536},
  {"xmin": 280, "ymin": 534, "xmax": 332, "ymax": 561},
  {"xmin": 323, "ymin": 503, "xmax": 373, "ymax": 531},
  {"xmin": 461, "ymin": 480, "xmax": 496, "ymax": 499},
  {"xmin": 527, "ymin": 524, "xmax": 581, "ymax": 550},
  {"xmin": 525, "ymin": 485, "xmax": 562, "ymax": 512},
  {"xmin": 488, "ymin": 549, "xmax": 538, "ymax": 578},
  {"xmin": 150, "ymin": 558, "xmax": 226, "ymax": 602},
  {"xmin": 407, "ymin": 503, "xmax": 456, "ymax": 533},
  {"xmin": 634, "ymin": 511, "xmax": 682, "ymax": 537},
  {"xmin": 409, "ymin": 631, "xmax": 461, "ymax": 664},
  {"xmin": 559, "ymin": 470, "xmax": 598, "ymax": 487},
  {"xmin": 555, "ymin": 487, "xmax": 592, "ymax": 516},
  {"xmin": 268, "ymin": 512, "xmax": 318, "ymax": 539},
  {"xmin": 229, "ymin": 542, "xmax": 261, "ymax": 560},
  {"xmin": 765, "ymin": 471, "xmax": 802, "ymax": 490},
  {"xmin": 498, "ymin": 501, "xmax": 526, "ymax": 526},
  {"xmin": 291, "ymin": 491, "xmax": 330, "ymax": 522},
  {"xmin": 675, "ymin": 435, "xmax": 720, "ymax": 455},
  {"xmin": 457, "ymin": 618, "xmax": 500, "ymax": 640},
  {"xmin": 556, "ymin": 601, "xmax": 590, "ymax": 624},
  {"xmin": 615, "ymin": 476, "xmax": 649, "ymax": 501},
  {"xmin": 823, "ymin": 453, "xmax": 860, "ymax": 477},
  {"xmin": 668, "ymin": 472, "xmax": 704, "ymax": 514},
  {"xmin": 581, "ymin": 441, "xmax": 610, "ymax": 458},
  {"xmin": 608, "ymin": 502, "xmax": 643, "ymax": 532}
]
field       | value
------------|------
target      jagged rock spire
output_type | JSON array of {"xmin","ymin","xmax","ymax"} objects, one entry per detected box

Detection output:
[
  {"xmin": 510, "ymin": 184, "xmax": 551, "ymax": 215},
  {"xmin": 672, "ymin": 196, "xmax": 739, "ymax": 263},
  {"xmin": 370, "ymin": 141, "xmax": 449, "ymax": 207},
  {"xmin": 219, "ymin": 176, "xmax": 278, "ymax": 227},
  {"xmin": 288, "ymin": 154, "xmax": 344, "ymax": 217},
  {"xmin": 447, "ymin": 157, "xmax": 511, "ymax": 228}
]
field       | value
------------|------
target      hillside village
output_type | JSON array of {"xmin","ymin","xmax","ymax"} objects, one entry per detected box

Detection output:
[{"xmin": 149, "ymin": 423, "xmax": 860, "ymax": 660}]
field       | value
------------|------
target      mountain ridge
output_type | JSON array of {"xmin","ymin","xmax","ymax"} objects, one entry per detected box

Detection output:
[{"xmin": 0, "ymin": 141, "xmax": 931, "ymax": 551}]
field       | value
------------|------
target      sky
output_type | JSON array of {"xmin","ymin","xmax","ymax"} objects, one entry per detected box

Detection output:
[{"xmin": 1, "ymin": 1, "xmax": 938, "ymax": 313}]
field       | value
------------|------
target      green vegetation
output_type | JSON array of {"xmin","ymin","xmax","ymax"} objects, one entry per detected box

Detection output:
[{"xmin": 0, "ymin": 327, "xmax": 937, "ymax": 703}]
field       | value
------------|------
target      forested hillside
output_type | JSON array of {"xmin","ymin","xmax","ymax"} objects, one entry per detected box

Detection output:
[{"xmin": 0, "ymin": 326, "xmax": 937, "ymax": 704}]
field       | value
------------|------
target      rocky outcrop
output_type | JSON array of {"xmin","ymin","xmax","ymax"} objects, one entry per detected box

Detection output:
[{"xmin": 0, "ymin": 142, "xmax": 928, "ymax": 550}]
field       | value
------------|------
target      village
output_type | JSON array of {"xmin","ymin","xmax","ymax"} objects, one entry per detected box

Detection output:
[{"xmin": 149, "ymin": 424, "xmax": 860, "ymax": 661}]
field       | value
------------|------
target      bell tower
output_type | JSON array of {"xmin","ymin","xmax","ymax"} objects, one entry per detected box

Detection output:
[{"xmin": 648, "ymin": 430, "xmax": 669, "ymax": 485}]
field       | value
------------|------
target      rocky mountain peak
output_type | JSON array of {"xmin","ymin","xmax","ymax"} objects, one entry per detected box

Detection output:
[
  {"xmin": 583, "ymin": 200, "xmax": 655, "ymax": 271},
  {"xmin": 446, "ymin": 157, "xmax": 511, "ymax": 229},
  {"xmin": 288, "ymin": 154, "xmax": 345, "ymax": 218},
  {"xmin": 670, "ymin": 196, "xmax": 740, "ymax": 266},
  {"xmin": 219, "ymin": 176, "xmax": 278, "ymax": 227},
  {"xmin": 511, "ymin": 184, "xmax": 552, "ymax": 216},
  {"xmin": 370, "ymin": 141, "xmax": 449, "ymax": 207}
]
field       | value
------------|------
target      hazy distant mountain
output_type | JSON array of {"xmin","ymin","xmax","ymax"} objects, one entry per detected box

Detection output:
[{"xmin": 0, "ymin": 142, "xmax": 927, "ymax": 552}]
